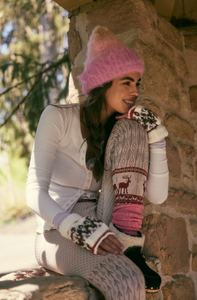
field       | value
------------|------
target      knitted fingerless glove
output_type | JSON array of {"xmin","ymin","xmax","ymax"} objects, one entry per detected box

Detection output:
[
  {"xmin": 128, "ymin": 105, "xmax": 168, "ymax": 144},
  {"xmin": 59, "ymin": 213, "xmax": 114, "ymax": 254}
]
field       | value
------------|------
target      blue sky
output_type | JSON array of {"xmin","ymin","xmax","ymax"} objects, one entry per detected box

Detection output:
[{"xmin": 0, "ymin": 21, "xmax": 13, "ymax": 54}]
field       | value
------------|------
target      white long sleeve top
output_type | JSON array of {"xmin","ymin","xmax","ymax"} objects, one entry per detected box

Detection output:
[{"xmin": 26, "ymin": 104, "xmax": 169, "ymax": 233}]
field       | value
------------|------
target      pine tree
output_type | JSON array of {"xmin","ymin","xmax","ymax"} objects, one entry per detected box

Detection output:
[
  {"xmin": 0, "ymin": 0, "xmax": 70, "ymax": 219},
  {"xmin": 0, "ymin": 0, "xmax": 70, "ymax": 136}
]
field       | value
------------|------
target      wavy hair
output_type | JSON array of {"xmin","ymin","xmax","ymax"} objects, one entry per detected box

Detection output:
[
  {"xmin": 80, "ymin": 81, "xmax": 116, "ymax": 181},
  {"xmin": 51, "ymin": 81, "xmax": 119, "ymax": 182}
]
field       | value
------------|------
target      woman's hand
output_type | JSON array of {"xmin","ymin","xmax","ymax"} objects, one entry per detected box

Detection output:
[
  {"xmin": 116, "ymin": 106, "xmax": 161, "ymax": 132},
  {"xmin": 116, "ymin": 105, "xmax": 168, "ymax": 143},
  {"xmin": 97, "ymin": 234, "xmax": 124, "ymax": 255}
]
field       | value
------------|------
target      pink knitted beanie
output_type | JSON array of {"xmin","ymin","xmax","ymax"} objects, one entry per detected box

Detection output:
[{"xmin": 78, "ymin": 26, "xmax": 144, "ymax": 95}]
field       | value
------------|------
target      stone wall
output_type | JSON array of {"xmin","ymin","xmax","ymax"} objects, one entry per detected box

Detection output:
[{"xmin": 67, "ymin": 0, "xmax": 197, "ymax": 298}]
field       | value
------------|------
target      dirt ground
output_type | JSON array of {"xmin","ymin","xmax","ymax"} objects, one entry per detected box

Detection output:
[
  {"xmin": 0, "ymin": 214, "xmax": 39, "ymax": 275},
  {"xmin": 0, "ymin": 214, "xmax": 36, "ymax": 235}
]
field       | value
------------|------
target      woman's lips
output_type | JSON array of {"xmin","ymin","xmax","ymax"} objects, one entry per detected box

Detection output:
[{"xmin": 123, "ymin": 99, "xmax": 135, "ymax": 107}]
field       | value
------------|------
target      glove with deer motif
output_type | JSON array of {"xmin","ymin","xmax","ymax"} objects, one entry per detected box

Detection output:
[
  {"xmin": 128, "ymin": 105, "xmax": 168, "ymax": 143},
  {"xmin": 59, "ymin": 213, "xmax": 114, "ymax": 254}
]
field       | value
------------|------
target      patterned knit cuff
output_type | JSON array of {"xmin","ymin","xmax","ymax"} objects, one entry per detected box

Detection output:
[
  {"xmin": 148, "ymin": 125, "xmax": 168, "ymax": 144},
  {"xmin": 70, "ymin": 216, "xmax": 114, "ymax": 254},
  {"xmin": 59, "ymin": 213, "xmax": 82, "ymax": 239},
  {"xmin": 128, "ymin": 105, "xmax": 161, "ymax": 132},
  {"xmin": 109, "ymin": 222, "xmax": 145, "ymax": 251},
  {"xmin": 91, "ymin": 230, "xmax": 115, "ymax": 254},
  {"xmin": 128, "ymin": 106, "xmax": 135, "ymax": 119}
]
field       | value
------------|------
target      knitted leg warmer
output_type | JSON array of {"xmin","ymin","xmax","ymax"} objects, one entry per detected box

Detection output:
[
  {"xmin": 98, "ymin": 119, "xmax": 161, "ymax": 293},
  {"xmin": 97, "ymin": 119, "xmax": 148, "ymax": 229}
]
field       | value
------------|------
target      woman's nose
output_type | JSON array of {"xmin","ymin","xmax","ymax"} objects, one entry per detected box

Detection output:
[{"xmin": 129, "ymin": 85, "xmax": 139, "ymax": 97}]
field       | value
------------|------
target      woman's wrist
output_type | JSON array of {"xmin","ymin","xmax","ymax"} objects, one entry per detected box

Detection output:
[{"xmin": 59, "ymin": 214, "xmax": 114, "ymax": 254}]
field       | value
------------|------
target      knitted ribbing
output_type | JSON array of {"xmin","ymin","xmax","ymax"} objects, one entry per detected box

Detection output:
[
  {"xmin": 84, "ymin": 26, "xmax": 126, "ymax": 69},
  {"xmin": 112, "ymin": 204, "xmax": 144, "ymax": 235}
]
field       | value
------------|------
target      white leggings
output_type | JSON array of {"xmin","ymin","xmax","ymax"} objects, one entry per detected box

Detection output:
[{"xmin": 35, "ymin": 119, "xmax": 148, "ymax": 300}]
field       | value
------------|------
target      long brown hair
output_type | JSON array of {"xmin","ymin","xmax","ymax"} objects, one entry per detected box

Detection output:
[
  {"xmin": 80, "ymin": 81, "xmax": 114, "ymax": 181},
  {"xmin": 52, "ymin": 81, "xmax": 119, "ymax": 182}
]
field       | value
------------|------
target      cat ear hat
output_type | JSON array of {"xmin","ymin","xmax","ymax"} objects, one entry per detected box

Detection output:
[{"xmin": 78, "ymin": 26, "xmax": 144, "ymax": 95}]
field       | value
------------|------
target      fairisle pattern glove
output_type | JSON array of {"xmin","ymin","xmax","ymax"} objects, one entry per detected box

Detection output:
[
  {"xmin": 128, "ymin": 105, "xmax": 168, "ymax": 143},
  {"xmin": 59, "ymin": 214, "xmax": 114, "ymax": 254}
]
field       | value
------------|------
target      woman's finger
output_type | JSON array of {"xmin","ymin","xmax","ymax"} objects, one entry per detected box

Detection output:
[
  {"xmin": 102, "ymin": 236, "xmax": 118, "ymax": 248},
  {"xmin": 99, "ymin": 236, "xmax": 124, "ymax": 255},
  {"xmin": 97, "ymin": 248, "xmax": 107, "ymax": 255},
  {"xmin": 116, "ymin": 114, "xmax": 128, "ymax": 120},
  {"xmin": 107, "ymin": 234, "xmax": 124, "ymax": 251},
  {"xmin": 99, "ymin": 240, "xmax": 119, "ymax": 254}
]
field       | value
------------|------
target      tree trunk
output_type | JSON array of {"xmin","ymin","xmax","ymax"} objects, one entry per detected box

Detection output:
[{"xmin": 39, "ymin": 0, "xmax": 59, "ymax": 106}]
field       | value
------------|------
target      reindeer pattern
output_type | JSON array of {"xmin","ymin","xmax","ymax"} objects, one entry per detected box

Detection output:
[
  {"xmin": 104, "ymin": 119, "xmax": 149, "ymax": 206},
  {"xmin": 114, "ymin": 175, "xmax": 131, "ymax": 195},
  {"xmin": 112, "ymin": 167, "xmax": 147, "ymax": 205}
]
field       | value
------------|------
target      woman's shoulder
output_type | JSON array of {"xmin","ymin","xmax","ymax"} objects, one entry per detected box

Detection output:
[
  {"xmin": 46, "ymin": 103, "xmax": 80, "ymax": 112},
  {"xmin": 36, "ymin": 103, "xmax": 81, "ymax": 139},
  {"xmin": 42, "ymin": 103, "xmax": 80, "ymax": 119}
]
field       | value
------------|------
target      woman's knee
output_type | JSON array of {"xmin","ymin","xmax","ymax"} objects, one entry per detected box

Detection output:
[
  {"xmin": 109, "ymin": 118, "xmax": 148, "ymax": 154},
  {"xmin": 115, "ymin": 118, "xmax": 147, "ymax": 139}
]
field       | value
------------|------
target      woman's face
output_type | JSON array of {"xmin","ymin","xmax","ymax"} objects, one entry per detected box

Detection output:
[{"xmin": 104, "ymin": 72, "xmax": 141, "ymax": 118}]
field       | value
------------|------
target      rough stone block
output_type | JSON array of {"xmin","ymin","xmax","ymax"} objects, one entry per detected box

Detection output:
[
  {"xmin": 0, "ymin": 276, "xmax": 91, "ymax": 300},
  {"xmin": 179, "ymin": 80, "xmax": 192, "ymax": 114},
  {"xmin": 182, "ymin": 162, "xmax": 194, "ymax": 186},
  {"xmin": 162, "ymin": 278, "xmax": 195, "ymax": 300},
  {"xmin": 163, "ymin": 188, "xmax": 197, "ymax": 215},
  {"xmin": 184, "ymin": 34, "xmax": 197, "ymax": 51},
  {"xmin": 190, "ymin": 220, "xmax": 197, "ymax": 237},
  {"xmin": 185, "ymin": 49, "xmax": 197, "ymax": 87},
  {"xmin": 164, "ymin": 114, "xmax": 195, "ymax": 141},
  {"xmin": 166, "ymin": 138, "xmax": 181, "ymax": 181},
  {"xmin": 179, "ymin": 143, "xmax": 196, "ymax": 157},
  {"xmin": 195, "ymin": 160, "xmax": 197, "ymax": 181},
  {"xmin": 192, "ymin": 244, "xmax": 197, "ymax": 272},
  {"xmin": 0, "ymin": 267, "xmax": 61, "ymax": 282},
  {"xmin": 81, "ymin": 0, "xmax": 153, "ymax": 35},
  {"xmin": 0, "ymin": 268, "xmax": 105, "ymax": 300},
  {"xmin": 146, "ymin": 289, "xmax": 162, "ymax": 300},
  {"xmin": 142, "ymin": 214, "xmax": 190, "ymax": 276},
  {"xmin": 155, "ymin": 35, "xmax": 174, "ymax": 58},
  {"xmin": 157, "ymin": 15, "xmax": 183, "ymax": 51},
  {"xmin": 0, "ymin": 284, "xmax": 42, "ymax": 300},
  {"xmin": 167, "ymin": 86, "xmax": 181, "ymax": 111},
  {"xmin": 67, "ymin": 16, "xmax": 82, "ymax": 64},
  {"xmin": 132, "ymin": 40, "xmax": 181, "ymax": 110},
  {"xmin": 174, "ymin": 53, "xmax": 189, "ymax": 80},
  {"xmin": 189, "ymin": 85, "xmax": 197, "ymax": 112},
  {"xmin": 184, "ymin": 161, "xmax": 194, "ymax": 179}
]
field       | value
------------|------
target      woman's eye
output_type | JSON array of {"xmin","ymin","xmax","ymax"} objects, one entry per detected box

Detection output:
[
  {"xmin": 123, "ymin": 81, "xmax": 130, "ymax": 86},
  {"xmin": 136, "ymin": 82, "xmax": 140, "ymax": 87}
]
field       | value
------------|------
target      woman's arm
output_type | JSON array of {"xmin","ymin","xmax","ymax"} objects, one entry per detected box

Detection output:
[
  {"xmin": 145, "ymin": 139, "xmax": 169, "ymax": 204},
  {"xmin": 26, "ymin": 105, "xmax": 67, "ymax": 226},
  {"xmin": 26, "ymin": 105, "xmax": 121, "ymax": 254}
]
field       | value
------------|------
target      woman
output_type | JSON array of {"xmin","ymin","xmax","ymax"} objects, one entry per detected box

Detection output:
[{"xmin": 26, "ymin": 26, "xmax": 169, "ymax": 300}]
